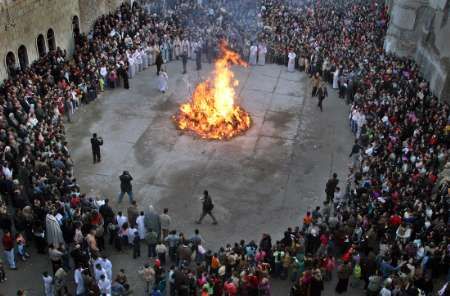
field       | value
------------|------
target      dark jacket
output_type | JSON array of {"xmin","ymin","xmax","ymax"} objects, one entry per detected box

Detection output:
[
  {"xmin": 119, "ymin": 173, "xmax": 133, "ymax": 192},
  {"xmin": 91, "ymin": 137, "xmax": 103, "ymax": 152}
]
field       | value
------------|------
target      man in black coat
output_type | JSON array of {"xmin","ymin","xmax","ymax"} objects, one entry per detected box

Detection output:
[
  {"xmin": 99, "ymin": 199, "xmax": 115, "ymax": 233},
  {"xmin": 118, "ymin": 171, "xmax": 133, "ymax": 203},
  {"xmin": 156, "ymin": 52, "xmax": 164, "ymax": 75},
  {"xmin": 195, "ymin": 47, "xmax": 202, "ymax": 71},
  {"xmin": 196, "ymin": 190, "xmax": 217, "ymax": 225},
  {"xmin": 90, "ymin": 133, "xmax": 103, "ymax": 164},
  {"xmin": 317, "ymin": 82, "xmax": 328, "ymax": 112},
  {"xmin": 182, "ymin": 51, "xmax": 188, "ymax": 74}
]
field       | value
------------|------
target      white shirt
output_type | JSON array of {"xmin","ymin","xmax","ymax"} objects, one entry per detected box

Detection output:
[{"xmin": 116, "ymin": 215, "xmax": 128, "ymax": 228}]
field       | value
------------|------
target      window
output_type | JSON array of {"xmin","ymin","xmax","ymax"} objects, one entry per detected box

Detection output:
[
  {"xmin": 17, "ymin": 45, "xmax": 28, "ymax": 70},
  {"xmin": 37, "ymin": 34, "xmax": 46, "ymax": 57},
  {"xmin": 5, "ymin": 52, "xmax": 16, "ymax": 76},
  {"xmin": 47, "ymin": 28, "xmax": 56, "ymax": 51}
]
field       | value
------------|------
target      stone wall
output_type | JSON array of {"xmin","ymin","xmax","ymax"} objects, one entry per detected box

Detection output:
[
  {"xmin": 0, "ymin": 0, "xmax": 124, "ymax": 82},
  {"xmin": 385, "ymin": 0, "xmax": 450, "ymax": 101}
]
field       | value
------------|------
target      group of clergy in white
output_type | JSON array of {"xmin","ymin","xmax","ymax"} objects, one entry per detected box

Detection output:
[
  {"xmin": 249, "ymin": 43, "xmax": 268, "ymax": 66},
  {"xmin": 73, "ymin": 255, "xmax": 113, "ymax": 295}
]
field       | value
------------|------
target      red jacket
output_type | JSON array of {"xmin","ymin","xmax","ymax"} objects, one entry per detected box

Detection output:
[{"xmin": 2, "ymin": 234, "xmax": 14, "ymax": 250}]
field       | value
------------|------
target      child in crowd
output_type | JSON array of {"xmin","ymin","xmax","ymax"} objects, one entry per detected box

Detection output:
[{"xmin": 16, "ymin": 233, "xmax": 30, "ymax": 261}]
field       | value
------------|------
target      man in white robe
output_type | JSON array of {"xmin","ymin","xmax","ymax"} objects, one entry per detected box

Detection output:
[
  {"xmin": 258, "ymin": 43, "xmax": 267, "ymax": 66},
  {"xmin": 116, "ymin": 212, "xmax": 128, "ymax": 229},
  {"xmin": 136, "ymin": 212, "xmax": 146, "ymax": 239},
  {"xmin": 74, "ymin": 266, "xmax": 85, "ymax": 296},
  {"xmin": 127, "ymin": 53, "xmax": 135, "ymax": 78},
  {"xmin": 98, "ymin": 275, "xmax": 111, "ymax": 295},
  {"xmin": 181, "ymin": 38, "xmax": 190, "ymax": 59},
  {"xmin": 333, "ymin": 68, "xmax": 340, "ymax": 89},
  {"xmin": 94, "ymin": 263, "xmax": 107, "ymax": 282},
  {"xmin": 43, "ymin": 272, "xmax": 54, "ymax": 296},
  {"xmin": 46, "ymin": 213, "xmax": 64, "ymax": 246},
  {"xmin": 288, "ymin": 51, "xmax": 296, "ymax": 72},
  {"xmin": 249, "ymin": 44, "xmax": 257, "ymax": 65},
  {"xmin": 134, "ymin": 51, "xmax": 142, "ymax": 72},
  {"xmin": 141, "ymin": 48, "xmax": 148, "ymax": 69},
  {"xmin": 98, "ymin": 255, "xmax": 113, "ymax": 280},
  {"xmin": 158, "ymin": 70, "xmax": 169, "ymax": 93}
]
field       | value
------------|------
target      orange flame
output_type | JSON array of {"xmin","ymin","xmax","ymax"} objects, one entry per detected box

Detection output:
[{"xmin": 174, "ymin": 41, "xmax": 251, "ymax": 140}]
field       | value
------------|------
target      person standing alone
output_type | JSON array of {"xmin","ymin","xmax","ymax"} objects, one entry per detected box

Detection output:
[
  {"xmin": 196, "ymin": 190, "xmax": 218, "ymax": 225},
  {"xmin": 317, "ymin": 82, "xmax": 328, "ymax": 112},
  {"xmin": 91, "ymin": 133, "xmax": 103, "ymax": 164},
  {"xmin": 118, "ymin": 171, "xmax": 134, "ymax": 203}
]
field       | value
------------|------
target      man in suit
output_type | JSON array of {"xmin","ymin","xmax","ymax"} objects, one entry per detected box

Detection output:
[{"xmin": 91, "ymin": 133, "xmax": 103, "ymax": 164}]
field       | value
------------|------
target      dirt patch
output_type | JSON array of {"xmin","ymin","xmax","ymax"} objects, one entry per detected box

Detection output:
[
  {"xmin": 151, "ymin": 95, "xmax": 178, "ymax": 112},
  {"xmin": 265, "ymin": 111, "xmax": 295, "ymax": 129}
]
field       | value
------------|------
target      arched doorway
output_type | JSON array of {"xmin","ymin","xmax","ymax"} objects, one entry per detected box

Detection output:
[
  {"xmin": 47, "ymin": 28, "xmax": 56, "ymax": 51},
  {"xmin": 72, "ymin": 15, "xmax": 80, "ymax": 36},
  {"xmin": 37, "ymin": 34, "xmax": 46, "ymax": 57},
  {"xmin": 5, "ymin": 52, "xmax": 16, "ymax": 76},
  {"xmin": 17, "ymin": 45, "xmax": 29, "ymax": 70}
]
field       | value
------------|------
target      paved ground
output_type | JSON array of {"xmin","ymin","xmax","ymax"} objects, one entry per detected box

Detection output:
[{"xmin": 1, "ymin": 60, "xmax": 355, "ymax": 295}]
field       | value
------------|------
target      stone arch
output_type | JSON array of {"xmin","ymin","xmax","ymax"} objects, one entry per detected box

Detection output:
[
  {"xmin": 37, "ymin": 34, "xmax": 47, "ymax": 57},
  {"xmin": 47, "ymin": 28, "xmax": 56, "ymax": 51},
  {"xmin": 72, "ymin": 15, "xmax": 80, "ymax": 36},
  {"xmin": 5, "ymin": 51, "xmax": 16, "ymax": 76},
  {"xmin": 17, "ymin": 45, "xmax": 29, "ymax": 70}
]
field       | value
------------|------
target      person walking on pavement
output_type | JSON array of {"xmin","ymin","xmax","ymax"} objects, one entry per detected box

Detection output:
[
  {"xmin": 118, "ymin": 171, "xmax": 134, "ymax": 203},
  {"xmin": 317, "ymin": 82, "xmax": 328, "ymax": 112},
  {"xmin": 155, "ymin": 52, "xmax": 164, "ymax": 76},
  {"xmin": 325, "ymin": 173, "xmax": 339, "ymax": 203},
  {"xmin": 91, "ymin": 133, "xmax": 103, "ymax": 164},
  {"xmin": 181, "ymin": 51, "xmax": 188, "ymax": 74},
  {"xmin": 196, "ymin": 190, "xmax": 218, "ymax": 225}
]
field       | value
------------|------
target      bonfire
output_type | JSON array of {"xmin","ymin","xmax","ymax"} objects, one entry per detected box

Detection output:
[{"xmin": 173, "ymin": 41, "xmax": 251, "ymax": 140}]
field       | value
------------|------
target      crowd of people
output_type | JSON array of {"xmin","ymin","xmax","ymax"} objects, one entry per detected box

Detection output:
[{"xmin": 0, "ymin": 0, "xmax": 449, "ymax": 295}]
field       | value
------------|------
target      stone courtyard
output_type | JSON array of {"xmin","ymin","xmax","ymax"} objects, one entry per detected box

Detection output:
[
  {"xmin": 2, "ymin": 60, "xmax": 355, "ymax": 295},
  {"xmin": 66, "ymin": 61, "xmax": 353, "ymax": 251}
]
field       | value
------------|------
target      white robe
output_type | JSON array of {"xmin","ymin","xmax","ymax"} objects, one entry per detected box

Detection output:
[
  {"xmin": 94, "ymin": 267, "xmax": 107, "ymax": 282},
  {"xmin": 136, "ymin": 215, "xmax": 146, "ymax": 239},
  {"xmin": 134, "ymin": 52, "xmax": 142, "ymax": 72},
  {"xmin": 158, "ymin": 71, "xmax": 168, "ymax": 92},
  {"xmin": 181, "ymin": 40, "xmax": 191, "ymax": 58},
  {"xmin": 333, "ymin": 69, "xmax": 340, "ymax": 89},
  {"xmin": 288, "ymin": 52, "xmax": 296, "ymax": 72},
  {"xmin": 141, "ymin": 49, "xmax": 148, "ymax": 69},
  {"xmin": 45, "ymin": 214, "xmax": 64, "ymax": 246},
  {"xmin": 95, "ymin": 258, "xmax": 112, "ymax": 280},
  {"xmin": 128, "ymin": 56, "xmax": 135, "ymax": 78},
  {"xmin": 258, "ymin": 44, "xmax": 267, "ymax": 66},
  {"xmin": 43, "ymin": 275, "xmax": 54, "ymax": 296},
  {"xmin": 127, "ymin": 227, "xmax": 137, "ymax": 244},
  {"xmin": 98, "ymin": 278, "xmax": 111, "ymax": 295},
  {"xmin": 74, "ymin": 268, "xmax": 85, "ymax": 295},
  {"xmin": 116, "ymin": 215, "xmax": 128, "ymax": 229},
  {"xmin": 249, "ymin": 46, "xmax": 258, "ymax": 65}
]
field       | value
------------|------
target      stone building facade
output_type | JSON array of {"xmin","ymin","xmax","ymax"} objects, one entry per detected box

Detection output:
[
  {"xmin": 385, "ymin": 0, "xmax": 450, "ymax": 101},
  {"xmin": 0, "ymin": 0, "xmax": 126, "ymax": 81}
]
